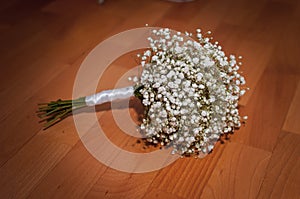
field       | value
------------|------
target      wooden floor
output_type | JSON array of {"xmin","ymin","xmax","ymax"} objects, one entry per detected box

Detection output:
[{"xmin": 0, "ymin": 0, "xmax": 300, "ymax": 198}]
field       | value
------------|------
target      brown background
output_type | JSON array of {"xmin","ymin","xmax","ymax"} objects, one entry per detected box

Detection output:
[{"xmin": 0, "ymin": 0, "xmax": 299, "ymax": 198}]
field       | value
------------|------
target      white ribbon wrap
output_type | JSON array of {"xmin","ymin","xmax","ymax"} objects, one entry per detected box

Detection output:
[{"xmin": 85, "ymin": 86, "xmax": 135, "ymax": 106}]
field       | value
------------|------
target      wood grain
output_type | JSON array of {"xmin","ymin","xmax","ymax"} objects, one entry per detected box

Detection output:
[
  {"xmin": 145, "ymin": 142, "xmax": 226, "ymax": 198},
  {"xmin": 283, "ymin": 81, "xmax": 300, "ymax": 134},
  {"xmin": 85, "ymin": 168, "xmax": 157, "ymax": 199},
  {"xmin": 28, "ymin": 141, "xmax": 107, "ymax": 199},
  {"xmin": 0, "ymin": 0, "xmax": 299, "ymax": 198},
  {"xmin": 143, "ymin": 189, "xmax": 184, "ymax": 199},
  {"xmin": 257, "ymin": 132, "xmax": 300, "ymax": 199},
  {"xmin": 232, "ymin": 68, "xmax": 298, "ymax": 152},
  {"xmin": 201, "ymin": 143, "xmax": 271, "ymax": 199}
]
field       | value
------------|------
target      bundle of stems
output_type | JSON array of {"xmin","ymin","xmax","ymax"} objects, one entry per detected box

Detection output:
[{"xmin": 37, "ymin": 97, "xmax": 86, "ymax": 129}]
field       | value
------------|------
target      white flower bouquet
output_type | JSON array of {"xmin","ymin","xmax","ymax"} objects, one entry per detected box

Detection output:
[{"xmin": 38, "ymin": 28, "xmax": 247, "ymax": 156}]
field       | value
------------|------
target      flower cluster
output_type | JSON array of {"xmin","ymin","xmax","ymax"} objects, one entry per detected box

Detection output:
[{"xmin": 133, "ymin": 28, "xmax": 247, "ymax": 156}]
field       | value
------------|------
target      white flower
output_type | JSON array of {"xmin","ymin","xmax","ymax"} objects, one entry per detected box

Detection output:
[
  {"xmin": 175, "ymin": 46, "xmax": 183, "ymax": 54},
  {"xmin": 137, "ymin": 28, "xmax": 247, "ymax": 156},
  {"xmin": 201, "ymin": 110, "xmax": 208, "ymax": 117},
  {"xmin": 202, "ymin": 57, "xmax": 214, "ymax": 67},
  {"xmin": 133, "ymin": 76, "xmax": 138, "ymax": 82},
  {"xmin": 199, "ymin": 84, "xmax": 205, "ymax": 89},
  {"xmin": 193, "ymin": 57, "xmax": 199, "ymax": 64},
  {"xmin": 240, "ymin": 89, "xmax": 246, "ymax": 96},
  {"xmin": 196, "ymin": 73, "xmax": 203, "ymax": 82}
]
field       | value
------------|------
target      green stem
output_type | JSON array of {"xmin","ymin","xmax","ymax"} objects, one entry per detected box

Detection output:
[{"xmin": 37, "ymin": 97, "xmax": 87, "ymax": 129}]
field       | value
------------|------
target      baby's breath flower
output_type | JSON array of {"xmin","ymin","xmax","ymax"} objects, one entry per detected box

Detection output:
[{"xmin": 135, "ymin": 28, "xmax": 247, "ymax": 156}]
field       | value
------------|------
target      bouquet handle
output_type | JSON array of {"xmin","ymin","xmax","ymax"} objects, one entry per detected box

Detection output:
[
  {"xmin": 37, "ymin": 86, "xmax": 136, "ymax": 129},
  {"xmin": 85, "ymin": 86, "xmax": 134, "ymax": 106}
]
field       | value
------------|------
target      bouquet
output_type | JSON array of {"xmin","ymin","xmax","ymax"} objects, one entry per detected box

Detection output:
[{"xmin": 38, "ymin": 28, "xmax": 247, "ymax": 156}]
